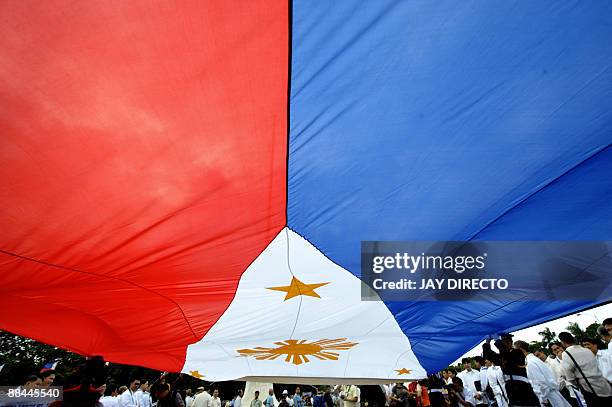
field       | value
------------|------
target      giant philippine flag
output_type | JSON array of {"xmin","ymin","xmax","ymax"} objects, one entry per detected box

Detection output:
[{"xmin": 1, "ymin": 1, "xmax": 611, "ymax": 382}]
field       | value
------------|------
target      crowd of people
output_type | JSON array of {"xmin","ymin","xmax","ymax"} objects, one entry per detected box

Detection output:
[
  {"xmin": 426, "ymin": 318, "xmax": 612, "ymax": 407},
  {"xmin": 7, "ymin": 319, "xmax": 612, "ymax": 407},
  {"xmin": 192, "ymin": 385, "xmax": 360, "ymax": 407}
]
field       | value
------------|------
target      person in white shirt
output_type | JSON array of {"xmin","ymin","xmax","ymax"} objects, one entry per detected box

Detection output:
[
  {"xmin": 186, "ymin": 389, "xmax": 195, "ymax": 407},
  {"xmin": 101, "ymin": 383, "xmax": 120, "ymax": 407},
  {"xmin": 582, "ymin": 337, "xmax": 612, "ymax": 383},
  {"xmin": 342, "ymin": 385, "xmax": 359, "ymax": 407},
  {"xmin": 441, "ymin": 370, "xmax": 454, "ymax": 386},
  {"xmin": 484, "ymin": 355, "xmax": 508, "ymax": 407},
  {"xmin": 119, "ymin": 378, "xmax": 141, "ymax": 407},
  {"xmin": 603, "ymin": 318, "xmax": 612, "ymax": 352},
  {"xmin": 451, "ymin": 377, "xmax": 476, "ymax": 407},
  {"xmin": 194, "ymin": 387, "xmax": 212, "ymax": 407},
  {"xmin": 559, "ymin": 331, "xmax": 612, "ymax": 407},
  {"xmin": 597, "ymin": 325, "xmax": 611, "ymax": 348},
  {"xmin": 135, "ymin": 380, "xmax": 152, "ymax": 407},
  {"xmin": 210, "ymin": 388, "xmax": 222, "ymax": 407},
  {"xmin": 234, "ymin": 389, "xmax": 244, "ymax": 407},
  {"xmin": 514, "ymin": 340, "xmax": 570, "ymax": 407},
  {"xmin": 548, "ymin": 343, "xmax": 587, "ymax": 407},
  {"xmin": 473, "ymin": 357, "xmax": 490, "ymax": 406},
  {"xmin": 458, "ymin": 358, "xmax": 483, "ymax": 406}
]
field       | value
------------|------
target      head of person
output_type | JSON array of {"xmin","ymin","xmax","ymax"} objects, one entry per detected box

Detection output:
[
  {"xmin": 282, "ymin": 390, "xmax": 288, "ymax": 398},
  {"xmin": 473, "ymin": 356, "xmax": 484, "ymax": 369},
  {"xmin": 40, "ymin": 369, "xmax": 56, "ymax": 387},
  {"xmin": 196, "ymin": 387, "xmax": 205, "ymax": 394},
  {"xmin": 238, "ymin": 389, "xmax": 244, "ymax": 397},
  {"xmin": 119, "ymin": 385, "xmax": 128, "ymax": 394},
  {"xmin": 448, "ymin": 370, "xmax": 455, "ymax": 378},
  {"xmin": 427, "ymin": 374, "xmax": 444, "ymax": 389},
  {"xmin": 549, "ymin": 342, "xmax": 564, "ymax": 359},
  {"xmin": 269, "ymin": 388, "xmax": 274, "ymax": 396},
  {"xmin": 534, "ymin": 350, "xmax": 547, "ymax": 362},
  {"xmin": 461, "ymin": 358, "xmax": 472, "ymax": 371},
  {"xmin": 500, "ymin": 333, "xmax": 514, "ymax": 349},
  {"xmin": 601, "ymin": 318, "xmax": 612, "ymax": 335},
  {"xmin": 483, "ymin": 355, "xmax": 493, "ymax": 367},
  {"xmin": 24, "ymin": 375, "xmax": 42, "ymax": 389},
  {"xmin": 597, "ymin": 325, "xmax": 611, "ymax": 344},
  {"xmin": 140, "ymin": 380, "xmax": 149, "ymax": 392},
  {"xmin": 581, "ymin": 337, "xmax": 600, "ymax": 355},
  {"xmin": 603, "ymin": 318, "xmax": 612, "ymax": 337},
  {"xmin": 441, "ymin": 370, "xmax": 449, "ymax": 379},
  {"xmin": 154, "ymin": 383, "xmax": 171, "ymax": 400},
  {"xmin": 213, "ymin": 389, "xmax": 219, "ymax": 398},
  {"xmin": 513, "ymin": 340, "xmax": 530, "ymax": 355},
  {"xmin": 129, "ymin": 378, "xmax": 141, "ymax": 393},
  {"xmin": 451, "ymin": 377, "xmax": 464, "ymax": 392},
  {"xmin": 105, "ymin": 383, "xmax": 119, "ymax": 397},
  {"xmin": 295, "ymin": 386, "xmax": 301, "ymax": 395},
  {"xmin": 558, "ymin": 332, "xmax": 576, "ymax": 348},
  {"xmin": 186, "ymin": 389, "xmax": 193, "ymax": 397},
  {"xmin": 255, "ymin": 391, "xmax": 260, "ymax": 400}
]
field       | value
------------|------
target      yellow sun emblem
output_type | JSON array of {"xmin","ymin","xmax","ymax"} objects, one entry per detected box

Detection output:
[{"xmin": 237, "ymin": 339, "xmax": 357, "ymax": 365}]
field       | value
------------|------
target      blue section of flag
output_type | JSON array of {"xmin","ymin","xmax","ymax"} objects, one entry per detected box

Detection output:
[{"xmin": 288, "ymin": 0, "xmax": 612, "ymax": 372}]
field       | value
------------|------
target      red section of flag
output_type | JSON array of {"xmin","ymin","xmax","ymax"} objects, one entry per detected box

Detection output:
[{"xmin": 0, "ymin": 0, "xmax": 287, "ymax": 370}]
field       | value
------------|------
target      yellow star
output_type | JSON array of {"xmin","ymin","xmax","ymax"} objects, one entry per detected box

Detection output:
[
  {"xmin": 189, "ymin": 370, "xmax": 204, "ymax": 379},
  {"xmin": 267, "ymin": 277, "xmax": 329, "ymax": 301},
  {"xmin": 395, "ymin": 368, "xmax": 412, "ymax": 375}
]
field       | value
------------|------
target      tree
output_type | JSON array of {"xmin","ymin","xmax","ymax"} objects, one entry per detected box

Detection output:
[
  {"xmin": 584, "ymin": 322, "xmax": 601, "ymax": 340},
  {"xmin": 0, "ymin": 331, "xmax": 208, "ymax": 393},
  {"xmin": 0, "ymin": 330, "xmax": 84, "ymax": 385},
  {"xmin": 566, "ymin": 322, "xmax": 586, "ymax": 343},
  {"xmin": 537, "ymin": 327, "xmax": 557, "ymax": 350}
]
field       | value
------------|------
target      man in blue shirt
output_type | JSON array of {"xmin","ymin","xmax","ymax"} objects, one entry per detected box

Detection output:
[
  {"xmin": 265, "ymin": 389, "xmax": 276, "ymax": 407},
  {"xmin": 293, "ymin": 387, "xmax": 304, "ymax": 407}
]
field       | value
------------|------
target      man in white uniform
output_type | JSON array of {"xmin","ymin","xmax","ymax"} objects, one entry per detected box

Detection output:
[
  {"xmin": 458, "ymin": 358, "xmax": 481, "ymax": 396},
  {"xmin": 119, "ymin": 378, "xmax": 140, "ymax": 407},
  {"xmin": 582, "ymin": 337, "xmax": 612, "ymax": 383},
  {"xmin": 194, "ymin": 386, "xmax": 212, "ymax": 407},
  {"xmin": 135, "ymin": 380, "xmax": 151, "ymax": 407},
  {"xmin": 472, "ymin": 357, "xmax": 489, "ymax": 407},
  {"xmin": 484, "ymin": 355, "xmax": 508, "ymax": 407},
  {"xmin": 234, "ymin": 389, "xmax": 244, "ymax": 407},
  {"xmin": 101, "ymin": 383, "xmax": 120, "ymax": 407},
  {"xmin": 515, "ymin": 340, "xmax": 570, "ymax": 407},
  {"xmin": 210, "ymin": 388, "xmax": 222, "ymax": 407}
]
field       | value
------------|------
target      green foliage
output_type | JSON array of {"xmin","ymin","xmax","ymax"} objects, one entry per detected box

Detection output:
[
  {"xmin": 530, "ymin": 321, "xmax": 604, "ymax": 355},
  {"xmin": 565, "ymin": 322, "xmax": 585, "ymax": 342},
  {"xmin": 525, "ymin": 327, "xmax": 557, "ymax": 355},
  {"xmin": 584, "ymin": 322, "xmax": 601, "ymax": 340},
  {"xmin": 0, "ymin": 330, "xmax": 84, "ymax": 385},
  {"xmin": 0, "ymin": 331, "xmax": 211, "ymax": 393}
]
